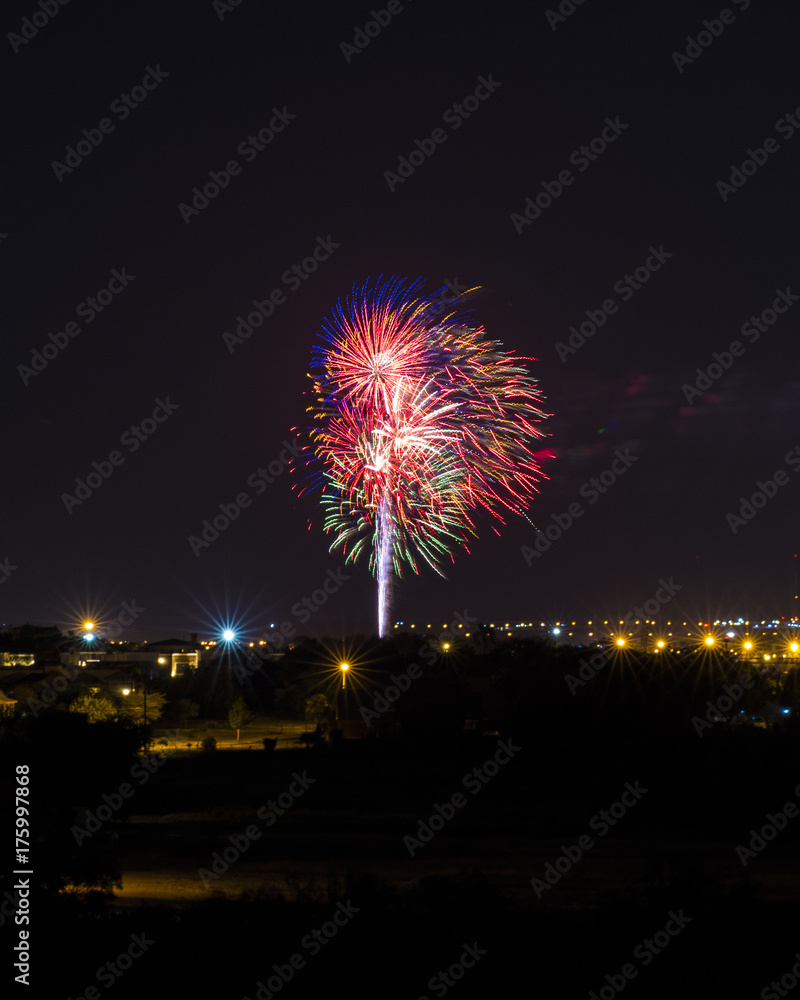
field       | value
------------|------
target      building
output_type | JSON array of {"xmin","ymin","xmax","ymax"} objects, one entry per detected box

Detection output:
[{"xmin": 62, "ymin": 637, "xmax": 201, "ymax": 677}]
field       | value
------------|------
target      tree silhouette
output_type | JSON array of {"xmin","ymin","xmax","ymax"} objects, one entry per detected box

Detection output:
[
  {"xmin": 305, "ymin": 693, "xmax": 331, "ymax": 728},
  {"xmin": 228, "ymin": 697, "xmax": 254, "ymax": 741},
  {"xmin": 68, "ymin": 692, "xmax": 119, "ymax": 724},
  {"xmin": 174, "ymin": 697, "xmax": 200, "ymax": 730}
]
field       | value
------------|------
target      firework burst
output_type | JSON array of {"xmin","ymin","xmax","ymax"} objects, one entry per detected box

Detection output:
[{"xmin": 304, "ymin": 277, "xmax": 549, "ymax": 636}]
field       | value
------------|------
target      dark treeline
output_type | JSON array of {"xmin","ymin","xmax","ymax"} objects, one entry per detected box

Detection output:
[{"xmin": 1, "ymin": 639, "xmax": 798, "ymax": 997}]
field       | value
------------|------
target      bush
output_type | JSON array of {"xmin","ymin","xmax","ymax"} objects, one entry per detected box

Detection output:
[
  {"xmin": 262, "ymin": 738, "xmax": 277, "ymax": 752},
  {"xmin": 201, "ymin": 737, "xmax": 217, "ymax": 752}
]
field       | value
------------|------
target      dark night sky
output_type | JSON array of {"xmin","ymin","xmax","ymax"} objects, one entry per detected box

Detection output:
[{"xmin": 3, "ymin": 0, "xmax": 799, "ymax": 640}]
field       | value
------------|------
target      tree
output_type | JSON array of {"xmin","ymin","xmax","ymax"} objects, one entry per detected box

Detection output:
[
  {"xmin": 305, "ymin": 693, "xmax": 331, "ymax": 729},
  {"xmin": 228, "ymin": 697, "xmax": 253, "ymax": 741},
  {"xmin": 174, "ymin": 698, "xmax": 200, "ymax": 730},
  {"xmin": 68, "ymin": 692, "xmax": 119, "ymax": 724},
  {"xmin": 119, "ymin": 690, "xmax": 167, "ymax": 725},
  {"xmin": 0, "ymin": 711, "xmax": 144, "ymax": 901},
  {"xmin": 10, "ymin": 684, "xmax": 39, "ymax": 714}
]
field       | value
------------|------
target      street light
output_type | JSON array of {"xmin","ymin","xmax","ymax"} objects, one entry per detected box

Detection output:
[
  {"xmin": 121, "ymin": 680, "xmax": 148, "ymax": 731},
  {"xmin": 334, "ymin": 663, "xmax": 350, "ymax": 731}
]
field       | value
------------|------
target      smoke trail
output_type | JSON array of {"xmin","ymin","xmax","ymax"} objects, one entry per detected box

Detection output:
[{"xmin": 376, "ymin": 494, "xmax": 393, "ymax": 637}]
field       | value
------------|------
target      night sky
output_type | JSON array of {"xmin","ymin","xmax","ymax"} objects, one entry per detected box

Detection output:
[{"xmin": 5, "ymin": 0, "xmax": 800, "ymax": 640}]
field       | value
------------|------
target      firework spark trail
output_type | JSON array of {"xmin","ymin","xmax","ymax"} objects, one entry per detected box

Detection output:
[
  {"xmin": 376, "ymin": 494, "xmax": 393, "ymax": 638},
  {"xmin": 306, "ymin": 277, "xmax": 549, "ymax": 636}
]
